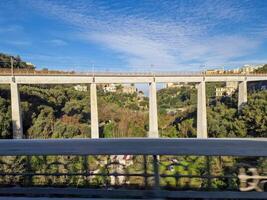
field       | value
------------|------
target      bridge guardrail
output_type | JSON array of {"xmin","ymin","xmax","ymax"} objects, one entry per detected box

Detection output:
[
  {"xmin": 0, "ymin": 138, "xmax": 266, "ymax": 199},
  {"xmin": 0, "ymin": 68, "xmax": 267, "ymax": 76}
]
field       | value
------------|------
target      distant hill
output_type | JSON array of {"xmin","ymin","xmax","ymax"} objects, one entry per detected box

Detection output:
[{"xmin": 0, "ymin": 53, "xmax": 35, "ymax": 69}]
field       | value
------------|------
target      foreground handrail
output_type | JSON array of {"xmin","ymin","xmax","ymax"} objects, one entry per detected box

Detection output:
[
  {"xmin": 0, "ymin": 138, "xmax": 266, "ymax": 198},
  {"xmin": 0, "ymin": 138, "xmax": 266, "ymax": 156}
]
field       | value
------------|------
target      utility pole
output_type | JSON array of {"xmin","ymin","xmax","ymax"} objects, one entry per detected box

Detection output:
[
  {"xmin": 92, "ymin": 63, "xmax": 95, "ymax": 76},
  {"xmin": 11, "ymin": 57, "xmax": 14, "ymax": 76},
  {"xmin": 150, "ymin": 64, "xmax": 154, "ymax": 76},
  {"xmin": 202, "ymin": 64, "xmax": 206, "ymax": 75}
]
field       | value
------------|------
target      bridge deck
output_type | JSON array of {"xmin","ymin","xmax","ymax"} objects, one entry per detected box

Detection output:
[{"xmin": 0, "ymin": 73, "xmax": 266, "ymax": 84}]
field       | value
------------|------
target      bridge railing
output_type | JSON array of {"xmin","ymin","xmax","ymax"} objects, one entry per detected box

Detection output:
[
  {"xmin": 0, "ymin": 138, "xmax": 266, "ymax": 199},
  {"xmin": 0, "ymin": 68, "xmax": 267, "ymax": 76}
]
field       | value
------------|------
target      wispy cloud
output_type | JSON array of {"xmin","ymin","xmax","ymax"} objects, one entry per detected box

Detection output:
[
  {"xmin": 25, "ymin": 0, "xmax": 267, "ymax": 70},
  {"xmin": 0, "ymin": 24, "xmax": 24, "ymax": 33},
  {"xmin": 4, "ymin": 40, "xmax": 31, "ymax": 46},
  {"xmin": 23, "ymin": 53, "xmax": 95, "ymax": 70},
  {"xmin": 47, "ymin": 39, "xmax": 68, "ymax": 46}
]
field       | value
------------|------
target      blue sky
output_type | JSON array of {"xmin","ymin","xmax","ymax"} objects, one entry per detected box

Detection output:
[{"xmin": 0, "ymin": 0, "xmax": 267, "ymax": 72}]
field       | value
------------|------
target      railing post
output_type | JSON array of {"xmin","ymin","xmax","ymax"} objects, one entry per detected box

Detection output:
[
  {"xmin": 25, "ymin": 156, "xmax": 33, "ymax": 186},
  {"xmin": 149, "ymin": 81, "xmax": 159, "ymax": 138},
  {"xmin": 143, "ymin": 155, "xmax": 148, "ymax": 188},
  {"xmin": 206, "ymin": 156, "xmax": 211, "ymax": 190},
  {"xmin": 238, "ymin": 81, "xmax": 247, "ymax": 112},
  {"xmin": 197, "ymin": 81, "xmax": 207, "ymax": 138},
  {"xmin": 11, "ymin": 81, "xmax": 23, "ymax": 139},
  {"xmin": 153, "ymin": 155, "xmax": 160, "ymax": 190},
  {"xmin": 83, "ymin": 155, "xmax": 90, "ymax": 186},
  {"xmin": 90, "ymin": 82, "xmax": 99, "ymax": 138}
]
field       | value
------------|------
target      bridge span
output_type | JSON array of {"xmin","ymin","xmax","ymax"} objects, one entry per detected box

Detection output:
[
  {"xmin": 0, "ymin": 73, "xmax": 266, "ymax": 139},
  {"xmin": 0, "ymin": 73, "xmax": 267, "ymax": 84}
]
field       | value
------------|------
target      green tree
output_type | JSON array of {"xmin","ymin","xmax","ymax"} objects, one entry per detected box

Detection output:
[
  {"xmin": 0, "ymin": 97, "xmax": 11, "ymax": 138},
  {"xmin": 28, "ymin": 106, "xmax": 55, "ymax": 138},
  {"xmin": 255, "ymin": 64, "xmax": 267, "ymax": 73},
  {"xmin": 240, "ymin": 91, "xmax": 267, "ymax": 137}
]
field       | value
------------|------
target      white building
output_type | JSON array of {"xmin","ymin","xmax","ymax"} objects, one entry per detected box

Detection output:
[
  {"xmin": 240, "ymin": 64, "xmax": 263, "ymax": 73},
  {"xmin": 103, "ymin": 83, "xmax": 117, "ymax": 93},
  {"xmin": 102, "ymin": 84, "xmax": 137, "ymax": 94},
  {"xmin": 74, "ymin": 85, "xmax": 88, "ymax": 92},
  {"xmin": 166, "ymin": 82, "xmax": 193, "ymax": 89},
  {"xmin": 25, "ymin": 62, "xmax": 35, "ymax": 68},
  {"xmin": 122, "ymin": 84, "xmax": 137, "ymax": 94},
  {"xmin": 216, "ymin": 82, "xmax": 238, "ymax": 97}
]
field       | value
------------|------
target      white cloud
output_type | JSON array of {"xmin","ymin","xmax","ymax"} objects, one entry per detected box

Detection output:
[
  {"xmin": 48, "ymin": 39, "xmax": 68, "ymax": 46},
  {"xmin": 0, "ymin": 25, "xmax": 24, "ymax": 33},
  {"xmin": 26, "ymin": 0, "xmax": 267, "ymax": 70},
  {"xmin": 88, "ymin": 32, "xmax": 177, "ymax": 69},
  {"xmin": 176, "ymin": 35, "xmax": 261, "ymax": 66},
  {"xmin": 4, "ymin": 40, "xmax": 31, "ymax": 46}
]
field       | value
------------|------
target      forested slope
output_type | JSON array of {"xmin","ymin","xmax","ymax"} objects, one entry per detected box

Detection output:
[{"xmin": 0, "ymin": 83, "xmax": 266, "ymax": 139}]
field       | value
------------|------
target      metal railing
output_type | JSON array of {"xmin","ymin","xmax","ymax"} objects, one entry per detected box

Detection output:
[
  {"xmin": 0, "ymin": 68, "xmax": 267, "ymax": 76},
  {"xmin": 0, "ymin": 138, "xmax": 266, "ymax": 199}
]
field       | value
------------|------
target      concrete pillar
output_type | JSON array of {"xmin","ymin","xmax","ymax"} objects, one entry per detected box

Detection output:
[
  {"xmin": 90, "ymin": 83, "xmax": 99, "ymax": 138},
  {"xmin": 197, "ymin": 81, "xmax": 207, "ymax": 138},
  {"xmin": 149, "ymin": 81, "xmax": 159, "ymax": 138},
  {"xmin": 238, "ymin": 81, "xmax": 247, "ymax": 111},
  {"xmin": 10, "ymin": 82, "xmax": 23, "ymax": 139}
]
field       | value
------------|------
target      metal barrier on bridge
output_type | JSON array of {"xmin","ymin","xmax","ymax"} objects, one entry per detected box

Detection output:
[
  {"xmin": 1, "ymin": 68, "xmax": 267, "ymax": 76},
  {"xmin": 0, "ymin": 138, "xmax": 266, "ymax": 199}
]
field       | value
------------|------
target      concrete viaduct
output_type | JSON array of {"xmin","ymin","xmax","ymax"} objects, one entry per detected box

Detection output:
[{"xmin": 0, "ymin": 73, "xmax": 266, "ymax": 139}]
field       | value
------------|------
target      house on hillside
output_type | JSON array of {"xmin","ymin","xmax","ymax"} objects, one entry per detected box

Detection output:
[
  {"xmin": 215, "ymin": 82, "xmax": 238, "ymax": 97},
  {"xmin": 74, "ymin": 84, "xmax": 88, "ymax": 91},
  {"xmin": 102, "ymin": 83, "xmax": 117, "ymax": 93},
  {"xmin": 240, "ymin": 64, "xmax": 263, "ymax": 73},
  {"xmin": 101, "ymin": 83, "xmax": 137, "ymax": 94},
  {"xmin": 122, "ymin": 84, "xmax": 137, "ymax": 94},
  {"xmin": 206, "ymin": 69, "xmax": 225, "ymax": 74},
  {"xmin": 166, "ymin": 82, "xmax": 193, "ymax": 89},
  {"xmin": 26, "ymin": 62, "xmax": 35, "ymax": 68}
]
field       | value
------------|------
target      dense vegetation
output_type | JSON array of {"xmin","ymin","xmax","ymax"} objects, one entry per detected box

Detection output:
[
  {"xmin": 0, "ymin": 83, "xmax": 266, "ymax": 139},
  {"xmin": 255, "ymin": 64, "xmax": 267, "ymax": 73},
  {"xmin": 0, "ymin": 53, "xmax": 35, "ymax": 69},
  {"xmin": 0, "ymin": 84, "xmax": 150, "ymax": 138},
  {"xmin": 0, "ymin": 80, "xmax": 266, "ymax": 139}
]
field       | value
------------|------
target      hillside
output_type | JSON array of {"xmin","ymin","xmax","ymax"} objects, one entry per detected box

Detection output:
[
  {"xmin": 255, "ymin": 64, "xmax": 267, "ymax": 73},
  {"xmin": 0, "ymin": 53, "xmax": 35, "ymax": 69},
  {"xmin": 0, "ymin": 82, "xmax": 266, "ymax": 139},
  {"xmin": 0, "ymin": 53, "xmax": 266, "ymax": 138}
]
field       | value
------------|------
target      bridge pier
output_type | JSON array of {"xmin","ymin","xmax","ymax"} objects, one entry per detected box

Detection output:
[
  {"xmin": 90, "ymin": 83, "xmax": 99, "ymax": 138},
  {"xmin": 197, "ymin": 81, "xmax": 207, "ymax": 138},
  {"xmin": 10, "ymin": 82, "xmax": 23, "ymax": 139},
  {"xmin": 149, "ymin": 81, "xmax": 159, "ymax": 138},
  {"xmin": 238, "ymin": 81, "xmax": 247, "ymax": 112}
]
